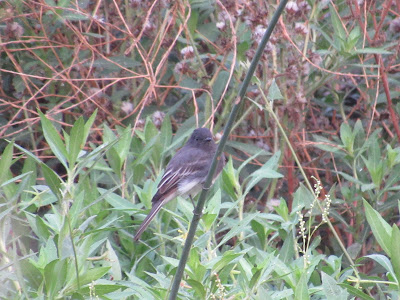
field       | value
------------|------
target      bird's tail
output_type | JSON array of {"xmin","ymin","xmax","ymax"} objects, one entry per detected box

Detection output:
[{"xmin": 133, "ymin": 200, "xmax": 165, "ymax": 241}]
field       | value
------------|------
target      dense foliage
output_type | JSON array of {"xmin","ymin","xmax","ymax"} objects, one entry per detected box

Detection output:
[{"xmin": 1, "ymin": 0, "xmax": 400, "ymax": 299}]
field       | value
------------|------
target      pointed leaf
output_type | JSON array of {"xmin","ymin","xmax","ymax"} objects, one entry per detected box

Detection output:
[
  {"xmin": 39, "ymin": 111, "xmax": 68, "ymax": 168},
  {"xmin": 363, "ymin": 199, "xmax": 392, "ymax": 255},
  {"xmin": 106, "ymin": 240, "xmax": 122, "ymax": 280},
  {"xmin": 340, "ymin": 122, "xmax": 354, "ymax": 155},
  {"xmin": 68, "ymin": 116, "xmax": 85, "ymax": 167},
  {"xmin": 267, "ymin": 79, "xmax": 283, "ymax": 101},
  {"xmin": 391, "ymin": 225, "xmax": 400, "ymax": 283},
  {"xmin": 216, "ymin": 213, "xmax": 258, "ymax": 248},
  {"xmin": 0, "ymin": 142, "xmax": 14, "ymax": 184},
  {"xmin": 44, "ymin": 259, "xmax": 67, "ymax": 299},
  {"xmin": 83, "ymin": 109, "xmax": 97, "ymax": 143},
  {"xmin": 295, "ymin": 272, "xmax": 309, "ymax": 300},
  {"xmin": 115, "ymin": 125, "xmax": 132, "ymax": 167},
  {"xmin": 365, "ymin": 254, "xmax": 396, "ymax": 278},
  {"xmin": 338, "ymin": 283, "xmax": 374, "ymax": 300},
  {"xmin": 41, "ymin": 163, "xmax": 63, "ymax": 201},
  {"xmin": 321, "ymin": 272, "xmax": 349, "ymax": 300},
  {"xmin": 329, "ymin": 4, "xmax": 346, "ymax": 50},
  {"xmin": 12, "ymin": 142, "xmax": 42, "ymax": 164}
]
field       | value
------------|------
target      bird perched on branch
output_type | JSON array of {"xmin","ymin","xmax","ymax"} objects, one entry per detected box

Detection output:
[{"xmin": 134, "ymin": 128, "xmax": 225, "ymax": 241}]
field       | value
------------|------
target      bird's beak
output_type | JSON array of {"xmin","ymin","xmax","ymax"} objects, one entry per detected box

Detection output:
[{"xmin": 205, "ymin": 137, "xmax": 212, "ymax": 141}]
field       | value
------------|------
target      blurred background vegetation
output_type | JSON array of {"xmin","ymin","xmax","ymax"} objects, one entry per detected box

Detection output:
[{"xmin": 1, "ymin": 0, "xmax": 400, "ymax": 299}]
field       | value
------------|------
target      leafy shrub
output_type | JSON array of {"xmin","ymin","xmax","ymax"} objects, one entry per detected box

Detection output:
[{"xmin": 1, "ymin": 0, "xmax": 400, "ymax": 299}]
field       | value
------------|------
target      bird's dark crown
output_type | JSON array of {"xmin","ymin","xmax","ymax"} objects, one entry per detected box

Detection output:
[{"xmin": 188, "ymin": 128, "xmax": 213, "ymax": 145}]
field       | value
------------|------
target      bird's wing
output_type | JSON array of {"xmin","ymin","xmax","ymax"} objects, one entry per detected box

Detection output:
[{"xmin": 153, "ymin": 148, "xmax": 211, "ymax": 203}]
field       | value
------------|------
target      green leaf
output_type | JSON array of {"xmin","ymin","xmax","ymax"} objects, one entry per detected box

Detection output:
[
  {"xmin": 0, "ymin": 141, "xmax": 13, "ymax": 185},
  {"xmin": 39, "ymin": 111, "xmax": 68, "ymax": 169},
  {"xmin": 98, "ymin": 188, "xmax": 136, "ymax": 211},
  {"xmin": 160, "ymin": 117, "xmax": 172, "ymax": 154},
  {"xmin": 313, "ymin": 135, "xmax": 343, "ymax": 153},
  {"xmin": 145, "ymin": 120, "xmax": 162, "ymax": 167},
  {"xmin": 82, "ymin": 32, "xmax": 104, "ymax": 38},
  {"xmin": 398, "ymin": 200, "xmax": 400, "ymax": 215},
  {"xmin": 249, "ymin": 253, "xmax": 277, "ymax": 289},
  {"xmin": 292, "ymin": 183, "xmax": 314, "ymax": 211},
  {"xmin": 313, "ymin": 26, "xmax": 335, "ymax": 50},
  {"xmin": 62, "ymin": 12, "xmax": 89, "ymax": 21},
  {"xmin": 88, "ymin": 56, "xmax": 141, "ymax": 72},
  {"xmin": 362, "ymin": 138, "xmax": 383, "ymax": 187},
  {"xmin": 237, "ymin": 41, "xmax": 250, "ymax": 61},
  {"xmin": 294, "ymin": 271, "xmax": 309, "ymax": 300},
  {"xmin": 210, "ymin": 250, "xmax": 243, "ymax": 274},
  {"xmin": 337, "ymin": 171, "xmax": 364, "ymax": 186},
  {"xmin": 106, "ymin": 240, "xmax": 122, "ymax": 281},
  {"xmin": 202, "ymin": 213, "xmax": 217, "ymax": 230},
  {"xmin": 338, "ymin": 283, "xmax": 374, "ymax": 300},
  {"xmin": 187, "ymin": 10, "xmax": 199, "ymax": 36},
  {"xmin": 44, "ymin": 259, "xmax": 67, "ymax": 299},
  {"xmin": 186, "ymin": 279, "xmax": 205, "ymax": 299},
  {"xmin": 187, "ymin": 248, "xmax": 206, "ymax": 281},
  {"xmin": 70, "ymin": 267, "xmax": 111, "ymax": 290},
  {"xmin": 83, "ymin": 110, "xmax": 97, "ymax": 147},
  {"xmin": 44, "ymin": 0, "xmax": 56, "ymax": 6},
  {"xmin": 204, "ymin": 189, "xmax": 221, "ymax": 216},
  {"xmin": 103, "ymin": 125, "xmax": 124, "ymax": 176},
  {"xmin": 19, "ymin": 259, "xmax": 43, "ymax": 290},
  {"xmin": 361, "ymin": 183, "xmax": 376, "ymax": 192},
  {"xmin": 12, "ymin": 142, "xmax": 42, "ymax": 164},
  {"xmin": 216, "ymin": 214, "xmax": 258, "ymax": 248},
  {"xmin": 162, "ymin": 256, "xmax": 179, "ymax": 268},
  {"xmin": 365, "ymin": 254, "xmax": 396, "ymax": 278},
  {"xmin": 363, "ymin": 199, "xmax": 392, "ymax": 255},
  {"xmin": 345, "ymin": 26, "xmax": 360, "ymax": 52},
  {"xmin": 226, "ymin": 140, "xmax": 271, "ymax": 156},
  {"xmin": 197, "ymin": 23, "xmax": 220, "ymax": 43},
  {"xmin": 275, "ymin": 198, "xmax": 289, "ymax": 221},
  {"xmin": 221, "ymin": 157, "xmax": 240, "ymax": 199},
  {"xmin": 41, "ymin": 163, "xmax": 63, "ymax": 201},
  {"xmin": 36, "ymin": 216, "xmax": 51, "ymax": 241},
  {"xmin": 267, "ymin": 79, "xmax": 283, "ymax": 101},
  {"xmin": 68, "ymin": 191, "xmax": 85, "ymax": 229},
  {"xmin": 353, "ymin": 47, "xmax": 392, "ymax": 55},
  {"xmin": 329, "ymin": 4, "xmax": 346, "ymax": 50},
  {"xmin": 0, "ymin": 143, "xmax": 16, "ymax": 198},
  {"xmin": 249, "ymin": 268, "xmax": 262, "ymax": 290},
  {"xmin": 348, "ymin": 26, "xmax": 360, "ymax": 42},
  {"xmin": 340, "ymin": 122, "xmax": 354, "ymax": 155},
  {"xmin": 144, "ymin": 118, "xmax": 159, "ymax": 144},
  {"xmin": 353, "ymin": 119, "xmax": 367, "ymax": 150},
  {"xmin": 391, "ymin": 225, "xmax": 400, "ymax": 283},
  {"xmin": 321, "ymin": 272, "xmax": 349, "ymax": 300},
  {"xmin": 244, "ymin": 151, "xmax": 282, "ymax": 195},
  {"xmin": 386, "ymin": 144, "xmax": 400, "ymax": 168},
  {"xmin": 279, "ymin": 231, "xmax": 294, "ymax": 263},
  {"xmin": 107, "ymin": 146, "xmax": 121, "ymax": 177},
  {"xmin": 0, "ymin": 206, "xmax": 15, "ymax": 226},
  {"xmin": 21, "ymin": 156, "xmax": 37, "ymax": 202},
  {"xmin": 68, "ymin": 116, "xmax": 84, "ymax": 167},
  {"xmin": 79, "ymin": 282, "xmax": 122, "ymax": 296},
  {"xmin": 115, "ymin": 125, "xmax": 132, "ymax": 168},
  {"xmin": 212, "ymin": 71, "xmax": 230, "ymax": 101},
  {"xmin": 102, "ymin": 124, "xmax": 116, "ymax": 144},
  {"xmin": 251, "ymin": 220, "xmax": 266, "ymax": 248}
]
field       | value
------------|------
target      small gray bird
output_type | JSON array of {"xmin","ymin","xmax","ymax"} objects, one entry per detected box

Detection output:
[{"xmin": 134, "ymin": 128, "xmax": 225, "ymax": 241}]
